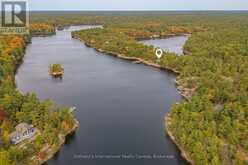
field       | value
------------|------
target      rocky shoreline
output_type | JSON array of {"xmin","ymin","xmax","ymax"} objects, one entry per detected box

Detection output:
[
  {"xmin": 74, "ymin": 35, "xmax": 192, "ymax": 100},
  {"xmin": 165, "ymin": 115, "xmax": 194, "ymax": 164},
  {"xmin": 13, "ymin": 33, "xmax": 79, "ymax": 165},
  {"xmin": 73, "ymin": 34, "xmax": 193, "ymax": 164},
  {"xmin": 36, "ymin": 119, "xmax": 79, "ymax": 165},
  {"xmin": 74, "ymin": 36, "xmax": 181, "ymax": 73}
]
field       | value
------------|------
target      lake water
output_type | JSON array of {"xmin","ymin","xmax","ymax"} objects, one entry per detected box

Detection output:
[
  {"xmin": 15, "ymin": 26, "xmax": 187, "ymax": 165},
  {"xmin": 141, "ymin": 36, "xmax": 189, "ymax": 55}
]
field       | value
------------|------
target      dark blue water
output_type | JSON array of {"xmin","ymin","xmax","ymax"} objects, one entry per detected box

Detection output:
[{"xmin": 15, "ymin": 26, "xmax": 187, "ymax": 165}]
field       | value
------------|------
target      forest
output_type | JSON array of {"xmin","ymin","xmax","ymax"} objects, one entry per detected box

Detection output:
[
  {"xmin": 70, "ymin": 12, "xmax": 248, "ymax": 164},
  {"xmin": 30, "ymin": 24, "xmax": 56, "ymax": 36},
  {"xmin": 0, "ymin": 11, "xmax": 248, "ymax": 164},
  {"xmin": 0, "ymin": 25, "xmax": 76, "ymax": 164}
]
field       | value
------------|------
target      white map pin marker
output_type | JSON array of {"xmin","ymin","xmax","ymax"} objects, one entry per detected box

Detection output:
[{"xmin": 155, "ymin": 48, "xmax": 163, "ymax": 59}]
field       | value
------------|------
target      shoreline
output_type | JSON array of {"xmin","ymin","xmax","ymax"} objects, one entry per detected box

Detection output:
[
  {"xmin": 164, "ymin": 115, "xmax": 194, "ymax": 164},
  {"xmin": 13, "ymin": 33, "xmax": 79, "ymax": 165},
  {"xmin": 136, "ymin": 33, "xmax": 190, "ymax": 41},
  {"xmin": 73, "ymin": 35, "xmax": 193, "ymax": 100},
  {"xmin": 37, "ymin": 119, "xmax": 79, "ymax": 165},
  {"xmin": 73, "ymin": 34, "xmax": 193, "ymax": 164},
  {"xmin": 74, "ymin": 36, "xmax": 181, "ymax": 74}
]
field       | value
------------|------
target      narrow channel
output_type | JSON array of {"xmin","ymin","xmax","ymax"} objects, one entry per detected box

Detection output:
[{"xmin": 15, "ymin": 26, "xmax": 188, "ymax": 165}]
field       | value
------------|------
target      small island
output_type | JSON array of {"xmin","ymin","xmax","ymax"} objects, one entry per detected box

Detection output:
[
  {"xmin": 57, "ymin": 25, "xmax": 64, "ymax": 31},
  {"xmin": 49, "ymin": 64, "xmax": 64, "ymax": 77}
]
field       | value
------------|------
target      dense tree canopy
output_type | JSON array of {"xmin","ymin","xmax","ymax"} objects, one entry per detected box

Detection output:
[
  {"xmin": 1, "ymin": 11, "xmax": 248, "ymax": 164},
  {"xmin": 0, "ymin": 26, "xmax": 75, "ymax": 165},
  {"xmin": 30, "ymin": 23, "xmax": 55, "ymax": 36},
  {"xmin": 71, "ymin": 12, "xmax": 248, "ymax": 164}
]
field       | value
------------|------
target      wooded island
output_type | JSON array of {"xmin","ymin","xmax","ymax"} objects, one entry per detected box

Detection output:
[{"xmin": 49, "ymin": 64, "xmax": 64, "ymax": 77}]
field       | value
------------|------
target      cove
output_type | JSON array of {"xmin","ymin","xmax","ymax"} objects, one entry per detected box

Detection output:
[
  {"xmin": 15, "ymin": 26, "xmax": 187, "ymax": 165},
  {"xmin": 140, "ymin": 36, "xmax": 189, "ymax": 55}
]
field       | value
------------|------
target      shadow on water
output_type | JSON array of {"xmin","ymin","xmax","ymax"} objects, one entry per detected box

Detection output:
[
  {"xmin": 51, "ymin": 76, "xmax": 63, "ymax": 83},
  {"xmin": 64, "ymin": 131, "xmax": 77, "ymax": 145}
]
